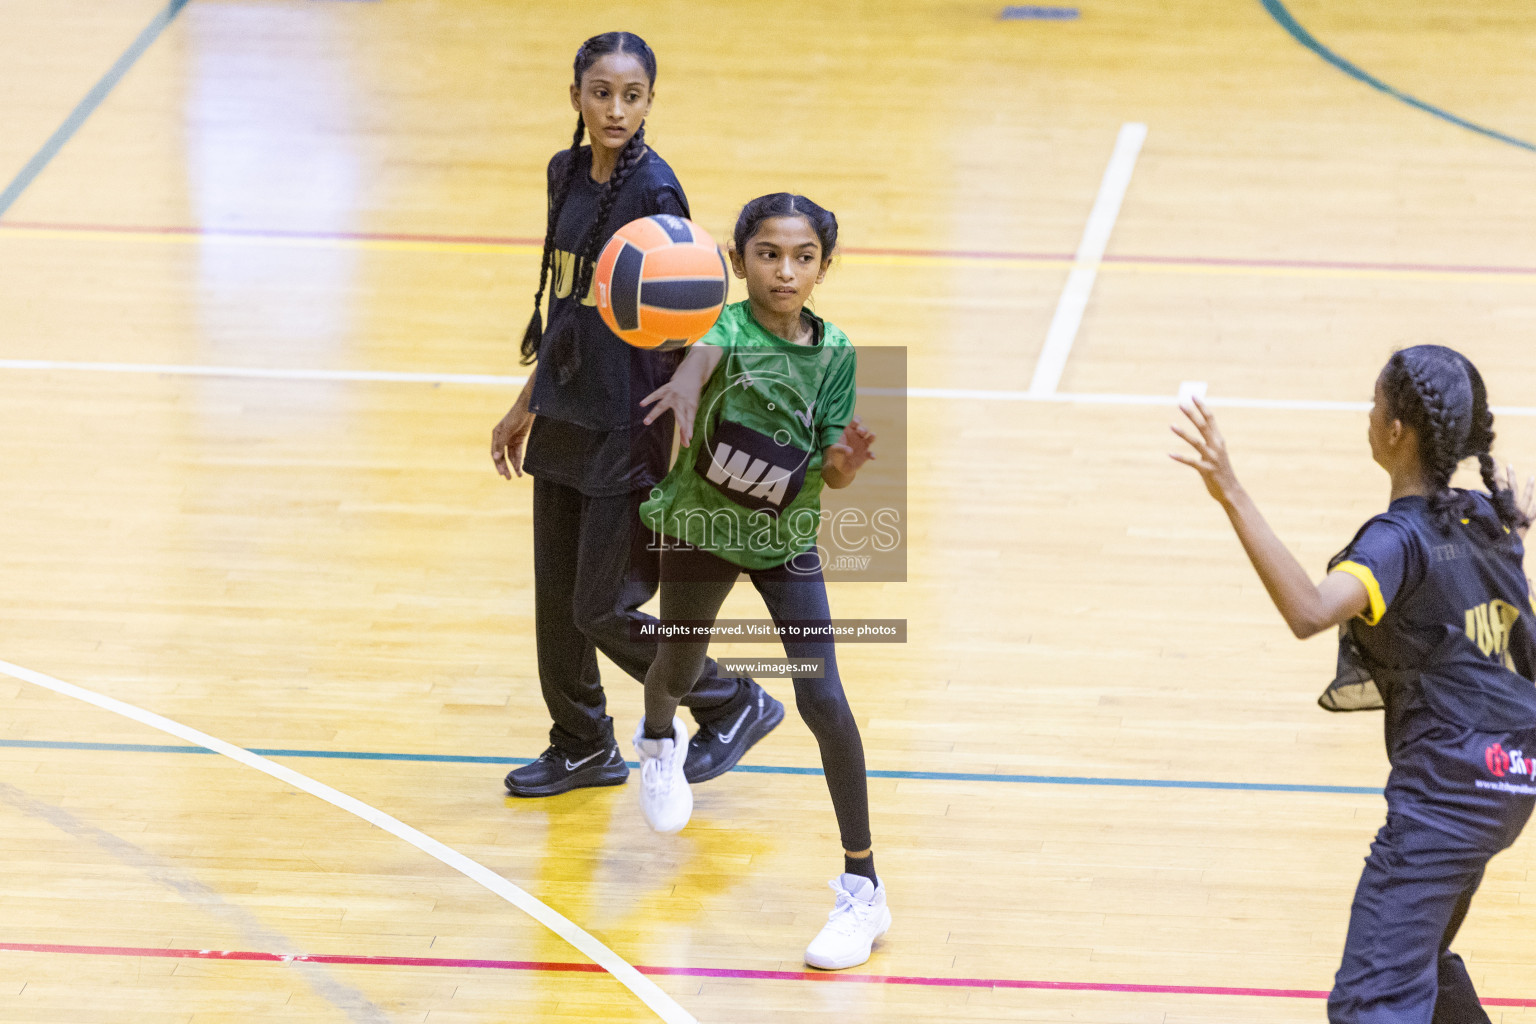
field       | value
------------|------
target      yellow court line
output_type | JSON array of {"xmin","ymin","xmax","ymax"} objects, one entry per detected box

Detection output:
[
  {"xmin": 1097, "ymin": 259, "xmax": 1536, "ymax": 285},
  {"xmin": 2, "ymin": 225, "xmax": 1534, "ymax": 283}
]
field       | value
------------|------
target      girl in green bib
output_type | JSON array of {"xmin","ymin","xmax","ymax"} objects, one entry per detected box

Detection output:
[{"xmin": 632, "ymin": 193, "xmax": 888, "ymax": 971}]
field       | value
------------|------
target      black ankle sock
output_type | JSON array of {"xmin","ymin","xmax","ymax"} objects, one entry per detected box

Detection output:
[
  {"xmin": 642, "ymin": 720, "xmax": 672, "ymax": 741},
  {"xmin": 844, "ymin": 853, "xmax": 877, "ymax": 884}
]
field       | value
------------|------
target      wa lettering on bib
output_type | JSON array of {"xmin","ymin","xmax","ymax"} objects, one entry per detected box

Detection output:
[{"xmin": 694, "ymin": 418, "xmax": 810, "ymax": 515}]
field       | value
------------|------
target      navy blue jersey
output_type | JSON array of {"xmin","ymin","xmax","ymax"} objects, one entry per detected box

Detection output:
[
  {"xmin": 529, "ymin": 145, "xmax": 688, "ymax": 432},
  {"xmin": 522, "ymin": 146, "xmax": 691, "ymax": 497},
  {"xmin": 1323, "ymin": 492, "xmax": 1536, "ymax": 841}
]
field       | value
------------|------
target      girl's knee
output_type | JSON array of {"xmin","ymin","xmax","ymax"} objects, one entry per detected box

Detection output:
[
  {"xmin": 650, "ymin": 646, "xmax": 708, "ymax": 700},
  {"xmin": 572, "ymin": 603, "xmax": 620, "ymax": 645},
  {"xmin": 795, "ymin": 690, "xmax": 857, "ymax": 740}
]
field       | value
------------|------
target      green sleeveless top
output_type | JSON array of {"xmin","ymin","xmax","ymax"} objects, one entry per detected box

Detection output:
[{"xmin": 639, "ymin": 301, "xmax": 857, "ymax": 570}]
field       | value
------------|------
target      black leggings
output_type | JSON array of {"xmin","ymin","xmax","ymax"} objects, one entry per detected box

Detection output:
[{"xmin": 644, "ymin": 543, "xmax": 872, "ymax": 853}]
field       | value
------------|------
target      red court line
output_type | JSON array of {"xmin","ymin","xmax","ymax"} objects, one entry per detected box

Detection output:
[
  {"xmin": 2, "ymin": 220, "xmax": 1535, "ymax": 277},
  {"xmin": 0, "ymin": 220, "xmax": 545, "ymax": 248},
  {"xmin": 5, "ymin": 941, "xmax": 1535, "ymax": 1005},
  {"xmin": 831, "ymin": 244, "xmax": 1075, "ymax": 262}
]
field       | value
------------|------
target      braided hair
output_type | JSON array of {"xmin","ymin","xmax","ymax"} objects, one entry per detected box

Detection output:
[
  {"xmin": 1456, "ymin": 353, "xmax": 1530, "ymax": 532},
  {"xmin": 1380, "ymin": 345, "xmax": 1529, "ymax": 534},
  {"xmin": 570, "ymin": 121, "xmax": 649, "ymax": 307},
  {"xmin": 519, "ymin": 31, "xmax": 658, "ymax": 367}
]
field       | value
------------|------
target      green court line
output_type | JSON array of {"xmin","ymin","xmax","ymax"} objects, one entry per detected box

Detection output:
[
  {"xmin": 1259, "ymin": 0, "xmax": 1535, "ymax": 154},
  {"xmin": 0, "ymin": 0, "xmax": 192, "ymax": 217}
]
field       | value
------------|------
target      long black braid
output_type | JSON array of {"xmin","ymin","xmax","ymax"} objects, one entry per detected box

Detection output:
[
  {"xmin": 519, "ymin": 115, "xmax": 586, "ymax": 364},
  {"xmin": 1381, "ymin": 345, "xmax": 1528, "ymax": 534},
  {"xmin": 1457, "ymin": 353, "xmax": 1531, "ymax": 533},
  {"xmin": 1402, "ymin": 353, "xmax": 1463, "ymax": 528},
  {"xmin": 570, "ymin": 121, "xmax": 648, "ymax": 305},
  {"xmin": 519, "ymin": 31, "xmax": 658, "ymax": 367},
  {"xmin": 544, "ymin": 121, "xmax": 650, "ymax": 385}
]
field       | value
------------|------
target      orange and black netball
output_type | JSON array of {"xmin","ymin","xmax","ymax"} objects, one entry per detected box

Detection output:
[{"xmin": 594, "ymin": 215, "xmax": 728, "ymax": 350}]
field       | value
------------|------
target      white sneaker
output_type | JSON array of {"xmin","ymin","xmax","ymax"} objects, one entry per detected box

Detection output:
[
  {"xmin": 804, "ymin": 873, "xmax": 892, "ymax": 970},
  {"xmin": 632, "ymin": 716, "xmax": 693, "ymax": 834}
]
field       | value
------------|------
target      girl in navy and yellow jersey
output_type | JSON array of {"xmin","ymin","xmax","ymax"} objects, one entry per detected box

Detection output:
[
  {"xmin": 1174, "ymin": 345, "xmax": 1536, "ymax": 1022},
  {"xmin": 629, "ymin": 193, "xmax": 889, "ymax": 972},
  {"xmin": 490, "ymin": 32, "xmax": 777, "ymax": 798}
]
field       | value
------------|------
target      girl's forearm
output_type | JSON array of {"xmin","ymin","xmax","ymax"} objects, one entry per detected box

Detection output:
[
  {"xmin": 1173, "ymin": 397, "xmax": 1367, "ymax": 637},
  {"xmin": 676, "ymin": 343, "xmax": 723, "ymax": 387},
  {"xmin": 1221, "ymin": 488, "xmax": 1345, "ymax": 639},
  {"xmin": 513, "ymin": 367, "xmax": 537, "ymax": 413}
]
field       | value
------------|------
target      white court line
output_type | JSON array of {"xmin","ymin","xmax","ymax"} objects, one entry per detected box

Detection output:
[
  {"xmin": 1177, "ymin": 380, "xmax": 1209, "ymax": 406},
  {"xmin": 894, "ymin": 389, "xmax": 1536, "ymax": 418},
  {"xmin": 0, "ymin": 659, "xmax": 695, "ymax": 1024},
  {"xmin": 0, "ymin": 358, "xmax": 526, "ymax": 387},
  {"xmin": 1027, "ymin": 122, "xmax": 1148, "ymax": 397},
  {"xmin": 4, "ymin": 359, "xmax": 1535, "ymax": 416}
]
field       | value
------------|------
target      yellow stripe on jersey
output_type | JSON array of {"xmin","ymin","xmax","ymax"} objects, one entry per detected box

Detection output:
[{"xmin": 1333, "ymin": 561, "xmax": 1387, "ymax": 625}]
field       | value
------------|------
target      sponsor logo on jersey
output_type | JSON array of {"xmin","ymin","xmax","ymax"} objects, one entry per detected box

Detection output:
[
  {"xmin": 1487, "ymin": 742, "xmax": 1511, "ymax": 777},
  {"xmin": 1484, "ymin": 742, "xmax": 1536, "ymax": 782},
  {"xmin": 1431, "ymin": 541, "xmax": 1470, "ymax": 563}
]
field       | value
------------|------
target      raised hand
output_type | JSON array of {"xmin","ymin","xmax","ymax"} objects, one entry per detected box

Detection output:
[
  {"xmin": 1495, "ymin": 462, "xmax": 1536, "ymax": 538},
  {"xmin": 1170, "ymin": 395, "xmax": 1243, "ymax": 505}
]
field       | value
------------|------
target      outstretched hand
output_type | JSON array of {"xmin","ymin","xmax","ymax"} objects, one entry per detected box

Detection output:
[
  {"xmin": 825, "ymin": 416, "xmax": 877, "ymax": 477},
  {"xmin": 1495, "ymin": 462, "xmax": 1536, "ymax": 538},
  {"xmin": 641, "ymin": 376, "xmax": 703, "ymax": 447},
  {"xmin": 1170, "ymin": 396, "xmax": 1244, "ymax": 505}
]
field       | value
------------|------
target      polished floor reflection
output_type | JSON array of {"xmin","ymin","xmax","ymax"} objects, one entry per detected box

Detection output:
[{"xmin": 1, "ymin": 0, "xmax": 1535, "ymax": 1021}]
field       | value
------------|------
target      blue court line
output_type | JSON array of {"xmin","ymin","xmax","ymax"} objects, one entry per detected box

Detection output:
[
  {"xmin": 0, "ymin": 739, "xmax": 1383, "ymax": 795},
  {"xmin": 1000, "ymin": 5, "xmax": 1080, "ymax": 20},
  {"xmin": 0, "ymin": 0, "xmax": 192, "ymax": 218},
  {"xmin": 1259, "ymin": 0, "xmax": 1535, "ymax": 154}
]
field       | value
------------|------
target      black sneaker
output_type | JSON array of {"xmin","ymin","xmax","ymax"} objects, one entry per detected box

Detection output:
[
  {"xmin": 504, "ymin": 742, "xmax": 629, "ymax": 797},
  {"xmin": 684, "ymin": 684, "xmax": 785, "ymax": 784}
]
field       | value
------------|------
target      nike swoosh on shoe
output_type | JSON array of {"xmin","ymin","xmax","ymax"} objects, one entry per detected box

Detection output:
[
  {"xmin": 715, "ymin": 705, "xmax": 753, "ymax": 745},
  {"xmin": 563, "ymin": 750, "xmax": 604, "ymax": 771}
]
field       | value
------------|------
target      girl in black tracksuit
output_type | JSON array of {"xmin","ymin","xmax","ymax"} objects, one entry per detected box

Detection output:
[{"xmin": 491, "ymin": 32, "xmax": 772, "ymax": 797}]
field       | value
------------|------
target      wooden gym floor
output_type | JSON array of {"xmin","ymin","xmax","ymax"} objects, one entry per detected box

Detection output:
[{"xmin": 2, "ymin": 0, "xmax": 1534, "ymax": 1021}]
